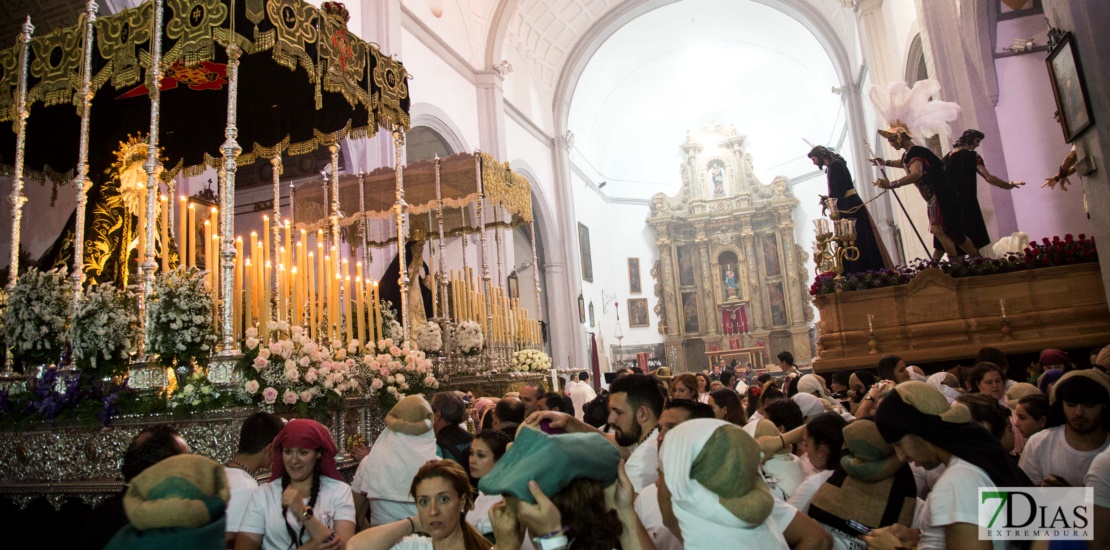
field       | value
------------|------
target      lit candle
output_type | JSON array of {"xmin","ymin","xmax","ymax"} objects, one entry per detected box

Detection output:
[
  {"xmin": 245, "ymin": 258, "xmax": 253, "ymax": 331},
  {"xmin": 263, "ymin": 260, "xmax": 272, "ymax": 337},
  {"xmin": 160, "ymin": 195, "xmax": 169, "ymax": 272},
  {"xmin": 1000, "ymin": 299, "xmax": 1007, "ymax": 318},
  {"xmin": 356, "ymin": 275, "xmax": 366, "ymax": 350},
  {"xmin": 212, "ymin": 233, "xmax": 220, "ymax": 309},
  {"xmin": 178, "ymin": 196, "xmax": 188, "ymax": 266},
  {"xmin": 291, "ymin": 266, "xmax": 300, "ymax": 327},
  {"xmin": 262, "ymin": 216, "xmax": 270, "ymax": 272},
  {"xmin": 307, "ymin": 251, "xmax": 316, "ymax": 339},
  {"xmin": 868, "ymin": 314, "xmax": 874, "ymax": 334},
  {"xmin": 235, "ymin": 237, "xmax": 243, "ymax": 340},
  {"xmin": 323, "ymin": 254, "xmax": 332, "ymax": 339},
  {"xmin": 345, "ymin": 275, "xmax": 354, "ymax": 344},
  {"xmin": 317, "ymin": 241, "xmax": 325, "ymax": 337},
  {"xmin": 277, "ymin": 263, "xmax": 286, "ymax": 323},
  {"xmin": 203, "ymin": 219, "xmax": 211, "ymax": 275},
  {"xmin": 187, "ymin": 204, "xmax": 196, "ymax": 268},
  {"xmin": 373, "ymin": 281, "xmax": 383, "ymax": 343}
]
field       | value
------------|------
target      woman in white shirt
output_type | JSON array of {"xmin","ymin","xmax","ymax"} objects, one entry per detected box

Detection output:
[
  {"xmin": 695, "ymin": 373, "xmax": 712, "ymax": 404},
  {"xmin": 347, "ymin": 460, "xmax": 493, "ymax": 550},
  {"xmin": 465, "ymin": 430, "xmax": 512, "ymax": 538},
  {"xmin": 235, "ymin": 419, "xmax": 356, "ymax": 550}
]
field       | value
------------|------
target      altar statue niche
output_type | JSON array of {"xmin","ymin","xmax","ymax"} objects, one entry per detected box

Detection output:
[
  {"xmin": 718, "ymin": 250, "xmax": 740, "ymax": 302},
  {"xmin": 648, "ymin": 123, "xmax": 814, "ymax": 372}
]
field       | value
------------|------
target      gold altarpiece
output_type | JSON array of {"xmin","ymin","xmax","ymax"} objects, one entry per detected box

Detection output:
[{"xmin": 647, "ymin": 125, "xmax": 813, "ymax": 373}]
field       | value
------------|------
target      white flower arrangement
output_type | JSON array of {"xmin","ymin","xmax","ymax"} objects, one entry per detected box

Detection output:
[
  {"xmin": 1, "ymin": 268, "xmax": 73, "ymax": 364},
  {"xmin": 415, "ymin": 322, "xmax": 443, "ymax": 352},
  {"xmin": 455, "ymin": 320, "xmax": 484, "ymax": 356},
  {"xmin": 511, "ymin": 349, "xmax": 552, "ymax": 373},
  {"xmin": 167, "ymin": 370, "xmax": 247, "ymax": 412},
  {"xmin": 71, "ymin": 283, "xmax": 140, "ymax": 376},
  {"xmin": 238, "ymin": 325, "xmax": 363, "ymax": 414},
  {"xmin": 380, "ymin": 303, "xmax": 403, "ymax": 343},
  {"xmin": 147, "ymin": 267, "xmax": 217, "ymax": 368},
  {"xmin": 357, "ymin": 339, "xmax": 440, "ymax": 412}
]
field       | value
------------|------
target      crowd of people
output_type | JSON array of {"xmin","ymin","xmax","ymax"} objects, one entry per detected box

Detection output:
[{"xmin": 84, "ymin": 346, "xmax": 1110, "ymax": 549}]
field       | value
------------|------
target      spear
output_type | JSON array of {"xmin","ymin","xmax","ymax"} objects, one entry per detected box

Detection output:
[{"xmin": 864, "ymin": 139, "xmax": 929, "ymax": 253}]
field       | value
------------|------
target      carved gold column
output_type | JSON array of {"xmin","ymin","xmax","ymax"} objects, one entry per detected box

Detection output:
[
  {"xmin": 740, "ymin": 229, "xmax": 765, "ymax": 328},
  {"xmin": 695, "ymin": 229, "xmax": 719, "ymax": 335},
  {"xmin": 776, "ymin": 206, "xmax": 806, "ymax": 325},
  {"xmin": 137, "ymin": 0, "xmax": 164, "ymax": 360},
  {"xmin": 657, "ymin": 235, "xmax": 680, "ymax": 337},
  {"xmin": 6, "ymin": 17, "xmax": 33, "ymax": 289},
  {"xmin": 71, "ymin": 1, "xmax": 97, "ymax": 307}
]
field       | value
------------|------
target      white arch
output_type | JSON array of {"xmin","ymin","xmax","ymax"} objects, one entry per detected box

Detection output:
[{"xmin": 408, "ymin": 102, "xmax": 472, "ymax": 154}]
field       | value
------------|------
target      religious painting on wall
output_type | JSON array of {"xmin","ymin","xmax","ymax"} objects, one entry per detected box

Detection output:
[
  {"xmin": 628, "ymin": 298, "xmax": 649, "ymax": 328},
  {"xmin": 677, "ymin": 245, "xmax": 696, "ymax": 286},
  {"xmin": 578, "ymin": 294, "xmax": 586, "ymax": 323},
  {"xmin": 589, "ymin": 302, "xmax": 596, "ymax": 328},
  {"xmin": 767, "ymin": 281, "xmax": 788, "ymax": 327},
  {"xmin": 761, "ymin": 234, "xmax": 781, "ymax": 277},
  {"xmin": 1047, "ymin": 32, "xmax": 1094, "ymax": 143},
  {"xmin": 681, "ymin": 291, "xmax": 700, "ymax": 333},
  {"xmin": 708, "ymin": 159, "xmax": 727, "ymax": 197},
  {"xmin": 507, "ymin": 272, "xmax": 519, "ymax": 299},
  {"xmin": 578, "ymin": 222, "xmax": 593, "ymax": 282},
  {"xmin": 628, "ymin": 258, "xmax": 642, "ymax": 294}
]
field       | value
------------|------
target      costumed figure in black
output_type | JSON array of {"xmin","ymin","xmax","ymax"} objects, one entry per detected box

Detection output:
[
  {"xmin": 867, "ymin": 80, "xmax": 976, "ymax": 259},
  {"xmin": 936, "ymin": 129, "xmax": 1023, "ymax": 257},
  {"xmin": 376, "ymin": 239, "xmax": 434, "ymax": 330},
  {"xmin": 808, "ymin": 146, "xmax": 892, "ymax": 273}
]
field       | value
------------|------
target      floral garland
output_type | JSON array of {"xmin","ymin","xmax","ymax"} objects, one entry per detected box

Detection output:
[
  {"xmin": 511, "ymin": 349, "xmax": 551, "ymax": 373},
  {"xmin": 415, "ymin": 321, "xmax": 443, "ymax": 353},
  {"xmin": 71, "ymin": 283, "xmax": 140, "ymax": 377},
  {"xmin": 810, "ymin": 234, "xmax": 1097, "ymax": 297},
  {"xmin": 238, "ymin": 326, "xmax": 363, "ymax": 418},
  {"xmin": 357, "ymin": 338, "xmax": 439, "ymax": 412},
  {"xmin": 455, "ymin": 320, "xmax": 484, "ymax": 356},
  {"xmin": 2, "ymin": 268, "xmax": 73, "ymax": 364},
  {"xmin": 147, "ymin": 267, "xmax": 217, "ymax": 368}
]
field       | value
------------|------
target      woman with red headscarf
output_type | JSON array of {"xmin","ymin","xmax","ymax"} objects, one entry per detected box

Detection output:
[{"xmin": 235, "ymin": 419, "xmax": 356, "ymax": 550}]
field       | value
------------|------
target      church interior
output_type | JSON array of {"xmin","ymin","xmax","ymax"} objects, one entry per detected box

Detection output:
[{"xmin": 1, "ymin": 0, "xmax": 1110, "ymax": 540}]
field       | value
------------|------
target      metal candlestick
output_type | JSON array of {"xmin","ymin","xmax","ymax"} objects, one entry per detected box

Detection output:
[{"xmin": 812, "ymin": 198, "xmax": 859, "ymax": 280}]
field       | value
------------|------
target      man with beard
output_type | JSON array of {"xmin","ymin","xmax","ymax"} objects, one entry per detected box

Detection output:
[
  {"xmin": 808, "ymin": 145, "xmax": 890, "ymax": 273},
  {"xmin": 523, "ymin": 373, "xmax": 665, "ymax": 494},
  {"xmin": 1020, "ymin": 370, "xmax": 1110, "ymax": 486}
]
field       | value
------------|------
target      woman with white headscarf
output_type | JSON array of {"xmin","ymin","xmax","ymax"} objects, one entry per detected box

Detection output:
[
  {"xmin": 657, "ymin": 418, "xmax": 788, "ymax": 549},
  {"xmin": 796, "ymin": 374, "xmax": 846, "ymax": 415}
]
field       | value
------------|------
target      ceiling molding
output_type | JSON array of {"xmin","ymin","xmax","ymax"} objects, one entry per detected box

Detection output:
[
  {"xmin": 400, "ymin": 3, "xmax": 478, "ymax": 84},
  {"xmin": 505, "ymin": 99, "xmax": 554, "ymax": 148}
]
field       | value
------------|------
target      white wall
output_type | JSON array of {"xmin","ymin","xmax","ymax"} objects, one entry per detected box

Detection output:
[{"xmin": 401, "ymin": 28, "xmax": 482, "ymax": 153}]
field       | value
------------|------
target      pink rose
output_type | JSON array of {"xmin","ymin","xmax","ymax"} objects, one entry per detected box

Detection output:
[
  {"xmin": 252, "ymin": 357, "xmax": 268, "ymax": 372},
  {"xmin": 244, "ymin": 380, "xmax": 260, "ymax": 394},
  {"xmin": 371, "ymin": 379, "xmax": 384, "ymax": 390},
  {"xmin": 285, "ymin": 369, "xmax": 299, "ymax": 383},
  {"xmin": 300, "ymin": 391, "xmax": 313, "ymax": 403},
  {"xmin": 283, "ymin": 390, "xmax": 298, "ymax": 405},
  {"xmin": 379, "ymin": 367, "xmax": 390, "ymax": 377},
  {"xmin": 389, "ymin": 346, "xmax": 402, "ymax": 356},
  {"xmin": 262, "ymin": 387, "xmax": 278, "ymax": 404}
]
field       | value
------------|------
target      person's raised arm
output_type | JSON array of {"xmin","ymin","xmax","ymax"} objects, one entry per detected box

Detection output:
[
  {"xmin": 606, "ymin": 463, "xmax": 656, "ymax": 550},
  {"xmin": 345, "ymin": 515, "xmax": 422, "ymax": 550}
]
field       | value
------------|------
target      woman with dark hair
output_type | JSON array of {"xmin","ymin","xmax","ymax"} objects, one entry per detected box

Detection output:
[
  {"xmin": 465, "ymin": 431, "xmax": 512, "ymax": 540},
  {"xmin": 876, "ymin": 355, "xmax": 909, "ymax": 384},
  {"xmin": 695, "ymin": 373, "xmax": 712, "ymax": 404},
  {"xmin": 787, "ymin": 413, "xmax": 849, "ymax": 513},
  {"xmin": 348, "ymin": 460, "xmax": 493, "ymax": 550},
  {"xmin": 847, "ymin": 370, "xmax": 877, "ymax": 415},
  {"xmin": 236, "ymin": 419, "xmax": 356, "ymax": 550},
  {"xmin": 708, "ymin": 388, "xmax": 748, "ymax": 426},
  {"xmin": 670, "ymin": 373, "xmax": 699, "ymax": 401},
  {"xmin": 940, "ymin": 129, "xmax": 1021, "ymax": 256},
  {"xmin": 967, "ymin": 362, "xmax": 1006, "ymax": 404},
  {"xmin": 977, "ymin": 347, "xmax": 1020, "ymax": 382},
  {"xmin": 746, "ymin": 382, "xmax": 783, "ymax": 425}
]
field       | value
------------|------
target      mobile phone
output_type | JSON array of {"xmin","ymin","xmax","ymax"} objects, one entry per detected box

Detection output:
[{"xmin": 845, "ymin": 520, "xmax": 871, "ymax": 536}]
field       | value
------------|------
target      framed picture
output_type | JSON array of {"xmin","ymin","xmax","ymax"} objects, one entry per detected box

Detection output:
[
  {"xmin": 1047, "ymin": 32, "xmax": 1093, "ymax": 143},
  {"xmin": 578, "ymin": 293, "xmax": 586, "ymax": 323},
  {"xmin": 507, "ymin": 272, "xmax": 519, "ymax": 299},
  {"xmin": 627, "ymin": 258, "xmax": 641, "ymax": 294},
  {"xmin": 628, "ymin": 298, "xmax": 650, "ymax": 328},
  {"xmin": 589, "ymin": 301, "xmax": 595, "ymax": 328},
  {"xmin": 677, "ymin": 245, "xmax": 696, "ymax": 286},
  {"xmin": 680, "ymin": 291, "xmax": 700, "ymax": 334},
  {"xmin": 578, "ymin": 223, "xmax": 593, "ymax": 282},
  {"xmin": 761, "ymin": 234, "xmax": 781, "ymax": 277},
  {"xmin": 768, "ymin": 281, "xmax": 788, "ymax": 327}
]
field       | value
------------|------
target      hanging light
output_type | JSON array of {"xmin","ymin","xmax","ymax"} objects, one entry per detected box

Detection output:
[{"xmin": 428, "ymin": 0, "xmax": 444, "ymax": 18}]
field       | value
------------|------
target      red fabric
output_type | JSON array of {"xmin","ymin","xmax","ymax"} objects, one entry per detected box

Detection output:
[
  {"xmin": 1039, "ymin": 349, "xmax": 1070, "ymax": 368},
  {"xmin": 270, "ymin": 419, "xmax": 343, "ymax": 482}
]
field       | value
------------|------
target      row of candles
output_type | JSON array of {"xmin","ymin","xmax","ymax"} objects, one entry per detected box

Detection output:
[
  {"xmin": 447, "ymin": 268, "xmax": 542, "ymax": 345},
  {"xmin": 167, "ymin": 195, "xmax": 542, "ymax": 349}
]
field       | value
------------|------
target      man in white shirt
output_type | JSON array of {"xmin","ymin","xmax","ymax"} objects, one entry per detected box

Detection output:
[
  {"xmin": 568, "ymin": 371, "xmax": 598, "ymax": 420},
  {"xmin": 224, "ymin": 412, "xmax": 284, "ymax": 546},
  {"xmin": 777, "ymin": 351, "xmax": 800, "ymax": 379},
  {"xmin": 1020, "ymin": 370, "xmax": 1110, "ymax": 487}
]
